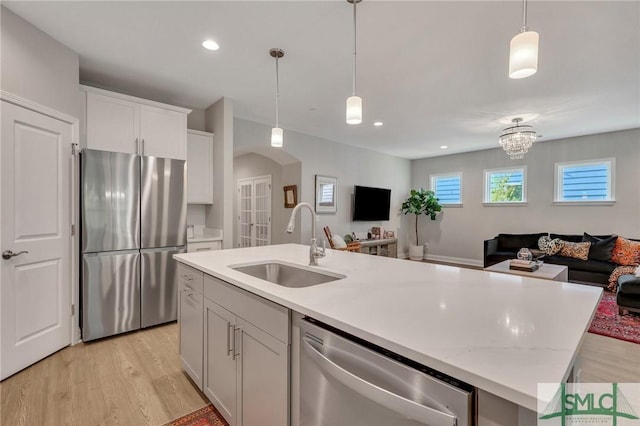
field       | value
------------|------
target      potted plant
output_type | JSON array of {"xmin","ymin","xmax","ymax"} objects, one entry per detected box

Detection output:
[{"xmin": 400, "ymin": 188, "xmax": 442, "ymax": 260}]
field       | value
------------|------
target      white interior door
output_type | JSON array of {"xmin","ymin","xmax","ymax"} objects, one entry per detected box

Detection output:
[
  {"xmin": 237, "ymin": 176, "xmax": 271, "ymax": 248},
  {"xmin": 1, "ymin": 101, "xmax": 72, "ymax": 380}
]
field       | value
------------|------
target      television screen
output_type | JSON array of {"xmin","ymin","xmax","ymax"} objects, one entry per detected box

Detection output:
[{"xmin": 352, "ymin": 186, "xmax": 391, "ymax": 221}]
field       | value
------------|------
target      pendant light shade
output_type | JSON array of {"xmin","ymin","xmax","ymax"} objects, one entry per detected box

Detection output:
[
  {"xmin": 509, "ymin": 31, "xmax": 539, "ymax": 79},
  {"xmin": 509, "ymin": 0, "xmax": 539, "ymax": 79},
  {"xmin": 269, "ymin": 48, "xmax": 285, "ymax": 147},
  {"xmin": 346, "ymin": 96, "xmax": 362, "ymax": 125},
  {"xmin": 346, "ymin": 0, "xmax": 362, "ymax": 125},
  {"xmin": 271, "ymin": 127, "xmax": 283, "ymax": 147}
]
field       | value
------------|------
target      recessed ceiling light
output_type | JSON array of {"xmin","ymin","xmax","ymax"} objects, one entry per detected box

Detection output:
[
  {"xmin": 440, "ymin": 145, "xmax": 448, "ymax": 149},
  {"xmin": 202, "ymin": 40, "xmax": 220, "ymax": 51},
  {"xmin": 373, "ymin": 122, "xmax": 383, "ymax": 127}
]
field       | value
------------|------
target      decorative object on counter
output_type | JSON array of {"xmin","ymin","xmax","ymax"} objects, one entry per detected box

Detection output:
[
  {"xmin": 315, "ymin": 175, "xmax": 337, "ymax": 214},
  {"xmin": 498, "ymin": 117, "xmax": 536, "ymax": 159},
  {"xmin": 508, "ymin": 0, "xmax": 539, "ymax": 79},
  {"xmin": 163, "ymin": 403, "xmax": 228, "ymax": 426},
  {"xmin": 383, "ymin": 230, "xmax": 395, "ymax": 239},
  {"xmin": 269, "ymin": 48, "xmax": 285, "ymax": 147},
  {"xmin": 370, "ymin": 226, "xmax": 383, "ymax": 240},
  {"xmin": 509, "ymin": 259, "xmax": 539, "ymax": 272},
  {"xmin": 323, "ymin": 226, "xmax": 361, "ymax": 253},
  {"xmin": 588, "ymin": 291, "xmax": 640, "ymax": 344},
  {"xmin": 345, "ymin": 0, "xmax": 363, "ymax": 125},
  {"xmin": 400, "ymin": 188, "xmax": 442, "ymax": 261},
  {"xmin": 344, "ymin": 233, "xmax": 353, "ymax": 243},
  {"xmin": 517, "ymin": 247, "xmax": 533, "ymax": 261},
  {"xmin": 283, "ymin": 185, "xmax": 297, "ymax": 208}
]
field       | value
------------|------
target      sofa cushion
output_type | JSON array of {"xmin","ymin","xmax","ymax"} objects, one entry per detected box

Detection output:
[
  {"xmin": 538, "ymin": 236, "xmax": 564, "ymax": 255},
  {"xmin": 618, "ymin": 275, "xmax": 640, "ymax": 295},
  {"xmin": 611, "ymin": 236, "xmax": 640, "ymax": 266},
  {"xmin": 582, "ymin": 233, "xmax": 617, "ymax": 262},
  {"xmin": 558, "ymin": 241, "xmax": 591, "ymax": 260},
  {"xmin": 550, "ymin": 233, "xmax": 613, "ymax": 243},
  {"xmin": 497, "ymin": 233, "xmax": 547, "ymax": 251},
  {"xmin": 544, "ymin": 255, "xmax": 617, "ymax": 275}
]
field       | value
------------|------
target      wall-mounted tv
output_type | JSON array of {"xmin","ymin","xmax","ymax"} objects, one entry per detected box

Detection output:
[{"xmin": 352, "ymin": 185, "xmax": 391, "ymax": 221}]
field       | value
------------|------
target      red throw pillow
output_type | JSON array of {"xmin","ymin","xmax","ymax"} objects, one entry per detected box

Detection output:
[{"xmin": 611, "ymin": 237, "xmax": 640, "ymax": 266}]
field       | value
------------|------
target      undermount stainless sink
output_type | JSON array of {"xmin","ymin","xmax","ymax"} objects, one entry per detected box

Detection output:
[{"xmin": 230, "ymin": 261, "xmax": 345, "ymax": 288}]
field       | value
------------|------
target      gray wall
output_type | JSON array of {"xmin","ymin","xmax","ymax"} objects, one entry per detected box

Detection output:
[
  {"xmin": 1, "ymin": 6, "xmax": 79, "ymax": 118},
  {"xmin": 187, "ymin": 108, "xmax": 206, "ymax": 132},
  {"xmin": 233, "ymin": 153, "xmax": 301, "ymax": 246},
  {"xmin": 411, "ymin": 128, "xmax": 640, "ymax": 265},
  {"xmin": 234, "ymin": 118, "xmax": 412, "ymax": 254}
]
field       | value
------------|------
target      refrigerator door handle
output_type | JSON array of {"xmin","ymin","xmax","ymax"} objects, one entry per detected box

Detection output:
[
  {"xmin": 141, "ymin": 139, "xmax": 145, "ymax": 155},
  {"xmin": 135, "ymin": 137, "xmax": 139, "ymax": 154}
]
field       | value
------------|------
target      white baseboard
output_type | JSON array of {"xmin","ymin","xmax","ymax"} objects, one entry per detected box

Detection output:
[{"xmin": 424, "ymin": 254, "xmax": 483, "ymax": 268}]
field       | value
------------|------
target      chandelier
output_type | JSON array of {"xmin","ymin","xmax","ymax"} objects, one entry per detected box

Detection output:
[{"xmin": 499, "ymin": 118, "xmax": 537, "ymax": 159}]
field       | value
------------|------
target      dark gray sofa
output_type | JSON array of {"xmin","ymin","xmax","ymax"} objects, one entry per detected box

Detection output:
[{"xmin": 483, "ymin": 232, "xmax": 639, "ymax": 286}]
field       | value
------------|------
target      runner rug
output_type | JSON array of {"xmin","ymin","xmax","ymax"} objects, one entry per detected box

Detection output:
[
  {"xmin": 588, "ymin": 290, "xmax": 640, "ymax": 344},
  {"xmin": 164, "ymin": 404, "xmax": 228, "ymax": 426}
]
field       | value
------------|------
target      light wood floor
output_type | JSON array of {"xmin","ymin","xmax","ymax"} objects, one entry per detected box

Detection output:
[
  {"xmin": 0, "ymin": 323, "xmax": 207, "ymax": 426},
  {"xmin": 1, "ymin": 322, "xmax": 639, "ymax": 426}
]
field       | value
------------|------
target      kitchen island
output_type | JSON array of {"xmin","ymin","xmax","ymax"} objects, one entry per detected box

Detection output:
[{"xmin": 175, "ymin": 244, "xmax": 602, "ymax": 424}]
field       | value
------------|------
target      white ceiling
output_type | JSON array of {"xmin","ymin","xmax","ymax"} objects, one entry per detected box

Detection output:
[{"xmin": 5, "ymin": 1, "xmax": 639, "ymax": 159}]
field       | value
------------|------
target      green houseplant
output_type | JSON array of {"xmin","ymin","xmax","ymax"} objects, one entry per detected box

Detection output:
[{"xmin": 400, "ymin": 188, "xmax": 442, "ymax": 260}]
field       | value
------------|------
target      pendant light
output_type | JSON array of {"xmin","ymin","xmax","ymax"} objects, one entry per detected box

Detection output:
[
  {"xmin": 346, "ymin": 0, "xmax": 362, "ymax": 125},
  {"xmin": 498, "ymin": 118, "xmax": 537, "ymax": 159},
  {"xmin": 270, "ymin": 48, "xmax": 284, "ymax": 147},
  {"xmin": 509, "ymin": 0, "xmax": 539, "ymax": 79}
]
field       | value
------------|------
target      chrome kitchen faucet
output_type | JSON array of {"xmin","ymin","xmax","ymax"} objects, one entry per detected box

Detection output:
[{"xmin": 286, "ymin": 202, "xmax": 325, "ymax": 266}]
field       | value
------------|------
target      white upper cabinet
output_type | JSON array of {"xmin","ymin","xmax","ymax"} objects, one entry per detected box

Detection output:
[
  {"xmin": 82, "ymin": 85, "xmax": 190, "ymax": 160},
  {"xmin": 187, "ymin": 129, "xmax": 214, "ymax": 204}
]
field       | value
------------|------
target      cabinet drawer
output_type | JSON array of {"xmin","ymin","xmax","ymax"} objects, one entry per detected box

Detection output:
[
  {"xmin": 204, "ymin": 275, "xmax": 289, "ymax": 344},
  {"xmin": 178, "ymin": 262, "xmax": 204, "ymax": 294},
  {"xmin": 187, "ymin": 241, "xmax": 222, "ymax": 253}
]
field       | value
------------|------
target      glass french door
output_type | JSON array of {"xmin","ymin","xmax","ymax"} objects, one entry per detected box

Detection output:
[{"xmin": 237, "ymin": 175, "xmax": 272, "ymax": 247}]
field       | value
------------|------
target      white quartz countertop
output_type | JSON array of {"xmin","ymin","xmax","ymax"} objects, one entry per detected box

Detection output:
[
  {"xmin": 174, "ymin": 244, "xmax": 602, "ymax": 411},
  {"xmin": 187, "ymin": 228, "xmax": 223, "ymax": 243}
]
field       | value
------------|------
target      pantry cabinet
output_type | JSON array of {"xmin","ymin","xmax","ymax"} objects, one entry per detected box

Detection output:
[
  {"xmin": 202, "ymin": 275, "xmax": 289, "ymax": 426},
  {"xmin": 81, "ymin": 85, "xmax": 190, "ymax": 160}
]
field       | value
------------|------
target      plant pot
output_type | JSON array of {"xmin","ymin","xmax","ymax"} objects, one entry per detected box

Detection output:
[{"xmin": 409, "ymin": 244, "xmax": 424, "ymax": 261}]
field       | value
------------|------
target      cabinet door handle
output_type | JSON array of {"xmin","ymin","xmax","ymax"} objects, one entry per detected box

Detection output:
[
  {"xmin": 233, "ymin": 326, "xmax": 241, "ymax": 360},
  {"xmin": 227, "ymin": 323, "xmax": 233, "ymax": 356}
]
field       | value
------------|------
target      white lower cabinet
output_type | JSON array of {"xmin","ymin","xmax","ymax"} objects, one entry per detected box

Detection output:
[
  {"xmin": 203, "ymin": 275, "xmax": 289, "ymax": 426},
  {"xmin": 187, "ymin": 240, "xmax": 222, "ymax": 253},
  {"xmin": 178, "ymin": 264, "xmax": 204, "ymax": 390}
]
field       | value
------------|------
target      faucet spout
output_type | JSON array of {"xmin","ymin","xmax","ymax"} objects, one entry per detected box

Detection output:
[{"xmin": 285, "ymin": 202, "xmax": 324, "ymax": 266}]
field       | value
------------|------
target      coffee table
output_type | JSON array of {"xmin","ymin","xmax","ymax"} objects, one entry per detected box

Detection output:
[{"xmin": 484, "ymin": 259, "xmax": 568, "ymax": 282}]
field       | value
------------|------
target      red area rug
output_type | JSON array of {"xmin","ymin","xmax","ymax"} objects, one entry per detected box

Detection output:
[
  {"xmin": 164, "ymin": 404, "xmax": 228, "ymax": 426},
  {"xmin": 588, "ymin": 291, "xmax": 640, "ymax": 344}
]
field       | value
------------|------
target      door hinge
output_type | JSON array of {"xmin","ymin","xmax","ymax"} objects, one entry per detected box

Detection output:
[
  {"xmin": 71, "ymin": 224, "xmax": 76, "ymax": 236},
  {"xmin": 71, "ymin": 143, "xmax": 79, "ymax": 156},
  {"xmin": 71, "ymin": 304, "xmax": 75, "ymax": 316}
]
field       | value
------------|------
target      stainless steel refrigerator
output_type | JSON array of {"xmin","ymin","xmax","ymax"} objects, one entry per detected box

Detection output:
[{"xmin": 81, "ymin": 149, "xmax": 186, "ymax": 341}]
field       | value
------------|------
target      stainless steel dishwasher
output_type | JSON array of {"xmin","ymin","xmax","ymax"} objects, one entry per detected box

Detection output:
[{"xmin": 295, "ymin": 315, "xmax": 474, "ymax": 426}]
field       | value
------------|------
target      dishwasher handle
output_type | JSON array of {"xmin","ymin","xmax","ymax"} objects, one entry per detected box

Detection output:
[{"xmin": 302, "ymin": 337, "xmax": 457, "ymax": 426}]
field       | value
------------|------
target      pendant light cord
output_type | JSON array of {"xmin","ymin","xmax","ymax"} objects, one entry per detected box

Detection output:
[
  {"xmin": 521, "ymin": 0, "xmax": 528, "ymax": 32},
  {"xmin": 275, "ymin": 55, "xmax": 280, "ymax": 127},
  {"xmin": 352, "ymin": 0, "xmax": 357, "ymax": 96}
]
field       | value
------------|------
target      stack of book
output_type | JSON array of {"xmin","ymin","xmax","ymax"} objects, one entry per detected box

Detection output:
[{"xmin": 509, "ymin": 259, "xmax": 540, "ymax": 272}]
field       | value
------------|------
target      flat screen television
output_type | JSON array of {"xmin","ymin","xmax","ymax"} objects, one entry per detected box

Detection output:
[{"xmin": 352, "ymin": 186, "xmax": 391, "ymax": 221}]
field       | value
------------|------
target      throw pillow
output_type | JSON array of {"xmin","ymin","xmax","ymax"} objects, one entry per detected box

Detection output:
[
  {"xmin": 538, "ymin": 236, "xmax": 564, "ymax": 255},
  {"xmin": 331, "ymin": 235, "xmax": 347, "ymax": 249},
  {"xmin": 558, "ymin": 241, "xmax": 591, "ymax": 260},
  {"xmin": 582, "ymin": 233, "xmax": 618, "ymax": 262},
  {"xmin": 611, "ymin": 237, "xmax": 640, "ymax": 266},
  {"xmin": 608, "ymin": 265, "xmax": 638, "ymax": 292}
]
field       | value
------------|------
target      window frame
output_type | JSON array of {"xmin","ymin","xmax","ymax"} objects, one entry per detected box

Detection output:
[
  {"xmin": 429, "ymin": 172, "xmax": 463, "ymax": 207},
  {"xmin": 554, "ymin": 158, "xmax": 615, "ymax": 205},
  {"xmin": 482, "ymin": 166, "xmax": 527, "ymax": 206}
]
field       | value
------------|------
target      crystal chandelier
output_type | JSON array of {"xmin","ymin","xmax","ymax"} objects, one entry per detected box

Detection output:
[{"xmin": 499, "ymin": 118, "xmax": 537, "ymax": 159}]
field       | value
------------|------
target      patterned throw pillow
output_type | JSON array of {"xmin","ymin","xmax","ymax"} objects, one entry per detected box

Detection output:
[
  {"xmin": 538, "ymin": 236, "xmax": 564, "ymax": 255},
  {"xmin": 611, "ymin": 237, "xmax": 640, "ymax": 266},
  {"xmin": 558, "ymin": 241, "xmax": 591, "ymax": 260},
  {"xmin": 608, "ymin": 265, "xmax": 638, "ymax": 292}
]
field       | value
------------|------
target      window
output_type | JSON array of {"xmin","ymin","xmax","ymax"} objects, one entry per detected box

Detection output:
[
  {"xmin": 484, "ymin": 167, "xmax": 526, "ymax": 204},
  {"xmin": 555, "ymin": 159, "xmax": 615, "ymax": 203},
  {"xmin": 430, "ymin": 173, "xmax": 462, "ymax": 205}
]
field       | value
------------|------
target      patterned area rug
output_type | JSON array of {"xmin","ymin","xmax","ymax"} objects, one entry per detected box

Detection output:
[
  {"xmin": 588, "ymin": 291, "xmax": 640, "ymax": 344},
  {"xmin": 164, "ymin": 404, "xmax": 228, "ymax": 426}
]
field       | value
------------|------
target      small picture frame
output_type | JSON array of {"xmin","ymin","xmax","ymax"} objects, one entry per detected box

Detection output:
[
  {"xmin": 283, "ymin": 185, "xmax": 297, "ymax": 208},
  {"xmin": 315, "ymin": 175, "xmax": 337, "ymax": 214}
]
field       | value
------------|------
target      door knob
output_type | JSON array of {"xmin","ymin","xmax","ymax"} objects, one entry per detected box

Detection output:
[{"xmin": 2, "ymin": 250, "xmax": 28, "ymax": 260}]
